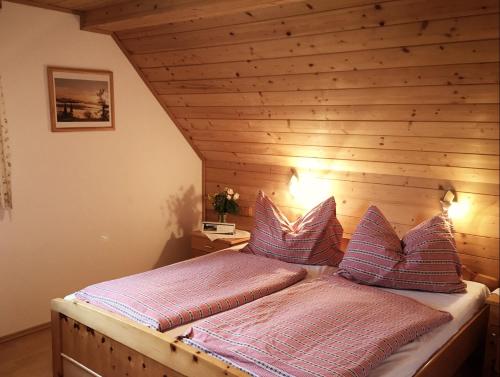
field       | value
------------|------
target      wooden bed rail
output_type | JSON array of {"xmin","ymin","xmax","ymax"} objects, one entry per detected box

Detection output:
[{"xmin": 51, "ymin": 299, "xmax": 249, "ymax": 377}]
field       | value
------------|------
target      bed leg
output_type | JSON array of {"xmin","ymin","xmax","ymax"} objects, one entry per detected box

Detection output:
[{"xmin": 51, "ymin": 311, "xmax": 63, "ymax": 377}]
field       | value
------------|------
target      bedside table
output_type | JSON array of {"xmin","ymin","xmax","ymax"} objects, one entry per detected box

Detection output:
[
  {"xmin": 483, "ymin": 291, "xmax": 500, "ymax": 377},
  {"xmin": 191, "ymin": 230, "xmax": 250, "ymax": 258}
]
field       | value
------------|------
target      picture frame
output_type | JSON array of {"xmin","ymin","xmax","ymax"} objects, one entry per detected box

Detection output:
[{"xmin": 47, "ymin": 67, "xmax": 115, "ymax": 132}]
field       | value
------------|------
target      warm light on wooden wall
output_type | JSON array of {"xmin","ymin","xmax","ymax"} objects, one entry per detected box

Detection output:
[
  {"xmin": 289, "ymin": 168, "xmax": 332, "ymax": 210},
  {"xmin": 448, "ymin": 201, "xmax": 470, "ymax": 219},
  {"xmin": 441, "ymin": 190, "xmax": 470, "ymax": 220}
]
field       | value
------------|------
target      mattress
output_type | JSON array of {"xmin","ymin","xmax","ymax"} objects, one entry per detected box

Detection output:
[{"xmin": 65, "ymin": 246, "xmax": 489, "ymax": 377}]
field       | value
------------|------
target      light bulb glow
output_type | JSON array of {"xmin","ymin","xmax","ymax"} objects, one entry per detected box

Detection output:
[
  {"xmin": 289, "ymin": 174, "xmax": 300, "ymax": 198},
  {"xmin": 289, "ymin": 170, "xmax": 332, "ymax": 210},
  {"xmin": 447, "ymin": 201, "xmax": 469, "ymax": 219}
]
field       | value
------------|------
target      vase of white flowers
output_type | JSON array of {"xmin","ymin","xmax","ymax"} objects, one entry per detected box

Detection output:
[{"xmin": 209, "ymin": 187, "xmax": 240, "ymax": 223}]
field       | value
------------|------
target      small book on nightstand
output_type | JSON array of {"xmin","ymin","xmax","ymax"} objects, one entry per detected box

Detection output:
[{"xmin": 201, "ymin": 221, "xmax": 236, "ymax": 235}]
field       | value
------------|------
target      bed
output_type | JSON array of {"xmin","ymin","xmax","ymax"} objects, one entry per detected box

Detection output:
[{"xmin": 51, "ymin": 242, "xmax": 496, "ymax": 377}]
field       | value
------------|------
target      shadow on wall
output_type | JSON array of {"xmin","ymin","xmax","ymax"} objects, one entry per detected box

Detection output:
[
  {"xmin": 0, "ymin": 208, "xmax": 12, "ymax": 222},
  {"xmin": 154, "ymin": 185, "xmax": 201, "ymax": 268}
]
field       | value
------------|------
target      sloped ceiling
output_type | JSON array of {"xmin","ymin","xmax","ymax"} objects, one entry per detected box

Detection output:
[{"xmin": 10, "ymin": 0, "xmax": 500, "ymax": 280}]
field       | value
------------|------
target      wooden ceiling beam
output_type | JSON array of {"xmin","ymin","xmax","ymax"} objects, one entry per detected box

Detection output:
[
  {"xmin": 80, "ymin": 0, "xmax": 305, "ymax": 32},
  {"xmin": 4, "ymin": 0, "xmax": 80, "ymax": 14}
]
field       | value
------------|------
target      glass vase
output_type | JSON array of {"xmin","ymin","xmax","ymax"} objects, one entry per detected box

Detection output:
[{"xmin": 218, "ymin": 213, "xmax": 228, "ymax": 223}]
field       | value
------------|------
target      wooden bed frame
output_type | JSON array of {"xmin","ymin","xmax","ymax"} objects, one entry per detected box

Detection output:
[
  {"xmin": 50, "ymin": 245, "xmax": 498, "ymax": 377},
  {"xmin": 51, "ymin": 285, "xmax": 495, "ymax": 377},
  {"xmin": 51, "ymin": 298, "xmax": 490, "ymax": 377}
]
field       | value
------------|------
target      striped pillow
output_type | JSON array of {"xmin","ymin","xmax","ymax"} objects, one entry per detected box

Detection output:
[
  {"xmin": 337, "ymin": 206, "xmax": 466, "ymax": 293},
  {"xmin": 241, "ymin": 191, "xmax": 344, "ymax": 266}
]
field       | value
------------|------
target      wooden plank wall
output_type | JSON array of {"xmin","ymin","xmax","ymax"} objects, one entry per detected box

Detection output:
[{"xmin": 115, "ymin": 0, "xmax": 500, "ymax": 279}]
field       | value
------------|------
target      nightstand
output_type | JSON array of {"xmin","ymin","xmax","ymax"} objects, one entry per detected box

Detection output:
[
  {"xmin": 483, "ymin": 291, "xmax": 500, "ymax": 377},
  {"xmin": 191, "ymin": 230, "xmax": 250, "ymax": 258}
]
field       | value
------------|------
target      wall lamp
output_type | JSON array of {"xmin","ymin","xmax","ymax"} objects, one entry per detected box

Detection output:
[{"xmin": 440, "ymin": 189, "xmax": 469, "ymax": 220}]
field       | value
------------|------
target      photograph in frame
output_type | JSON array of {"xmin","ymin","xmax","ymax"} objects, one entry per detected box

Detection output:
[{"xmin": 47, "ymin": 67, "xmax": 115, "ymax": 132}]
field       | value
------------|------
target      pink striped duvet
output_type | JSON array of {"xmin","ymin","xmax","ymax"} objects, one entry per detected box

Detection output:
[
  {"xmin": 75, "ymin": 250, "xmax": 306, "ymax": 331},
  {"xmin": 185, "ymin": 275, "xmax": 452, "ymax": 377}
]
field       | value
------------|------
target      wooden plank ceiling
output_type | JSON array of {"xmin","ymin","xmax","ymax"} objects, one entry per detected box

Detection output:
[{"xmin": 12, "ymin": 0, "xmax": 500, "ymax": 278}]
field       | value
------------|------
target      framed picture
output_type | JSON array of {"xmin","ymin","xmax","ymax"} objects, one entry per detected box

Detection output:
[{"xmin": 47, "ymin": 67, "xmax": 115, "ymax": 132}]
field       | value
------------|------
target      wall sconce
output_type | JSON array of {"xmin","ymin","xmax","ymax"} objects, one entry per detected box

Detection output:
[{"xmin": 440, "ymin": 189, "xmax": 469, "ymax": 220}]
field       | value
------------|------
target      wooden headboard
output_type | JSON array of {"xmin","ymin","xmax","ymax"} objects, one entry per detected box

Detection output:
[{"xmin": 461, "ymin": 266, "xmax": 498, "ymax": 292}]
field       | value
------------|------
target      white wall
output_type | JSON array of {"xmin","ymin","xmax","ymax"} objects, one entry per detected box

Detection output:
[{"xmin": 0, "ymin": 2, "xmax": 202, "ymax": 337}]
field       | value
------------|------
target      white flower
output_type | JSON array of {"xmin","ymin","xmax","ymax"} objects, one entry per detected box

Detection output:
[
  {"xmin": 233, "ymin": 193, "xmax": 239, "ymax": 200},
  {"xmin": 227, "ymin": 188, "xmax": 234, "ymax": 195},
  {"xmin": 227, "ymin": 194, "xmax": 232, "ymax": 200}
]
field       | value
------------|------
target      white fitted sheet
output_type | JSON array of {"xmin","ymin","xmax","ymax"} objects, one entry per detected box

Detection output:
[{"xmin": 65, "ymin": 246, "xmax": 490, "ymax": 377}]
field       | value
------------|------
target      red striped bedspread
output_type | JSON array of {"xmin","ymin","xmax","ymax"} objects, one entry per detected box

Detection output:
[
  {"xmin": 185, "ymin": 275, "xmax": 452, "ymax": 377},
  {"xmin": 75, "ymin": 249, "xmax": 306, "ymax": 332}
]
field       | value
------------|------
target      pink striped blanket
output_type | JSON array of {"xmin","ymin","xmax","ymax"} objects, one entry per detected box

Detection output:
[
  {"xmin": 185, "ymin": 275, "xmax": 452, "ymax": 377},
  {"xmin": 75, "ymin": 250, "xmax": 306, "ymax": 332}
]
